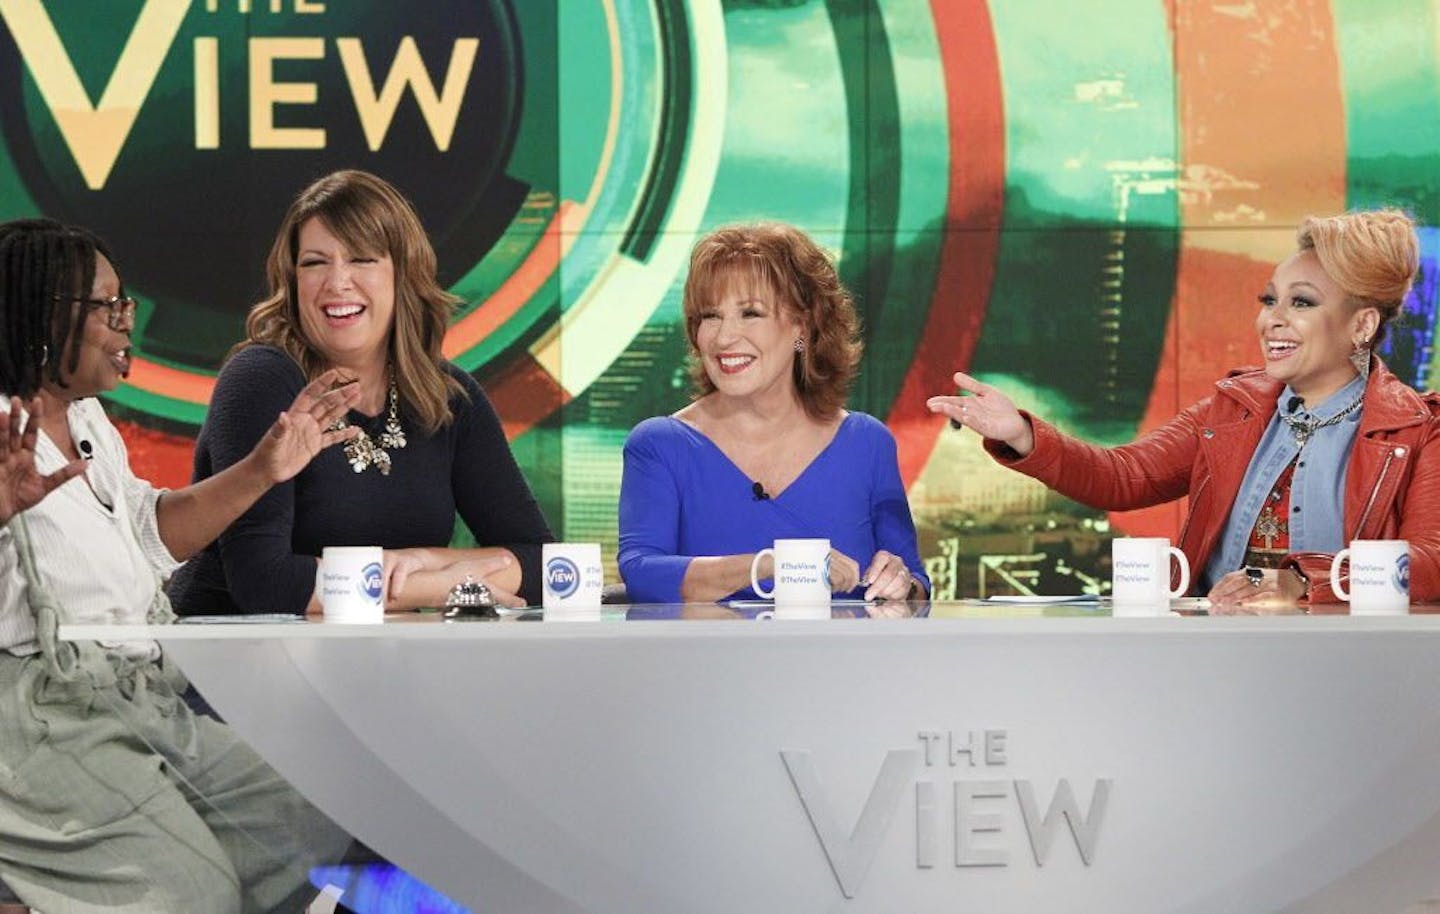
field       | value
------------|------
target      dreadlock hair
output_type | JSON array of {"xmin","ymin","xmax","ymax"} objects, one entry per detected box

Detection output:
[{"xmin": 0, "ymin": 218, "xmax": 112, "ymax": 398}]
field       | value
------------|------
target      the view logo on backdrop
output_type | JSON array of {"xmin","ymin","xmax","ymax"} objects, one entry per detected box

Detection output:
[{"xmin": 0, "ymin": 0, "xmax": 527, "ymax": 373}]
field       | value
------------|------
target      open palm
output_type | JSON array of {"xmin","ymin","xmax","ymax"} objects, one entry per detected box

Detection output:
[
  {"xmin": 0, "ymin": 398, "xmax": 85, "ymax": 525},
  {"xmin": 926, "ymin": 371, "xmax": 1033, "ymax": 454},
  {"xmin": 251, "ymin": 370, "xmax": 362, "ymax": 484}
]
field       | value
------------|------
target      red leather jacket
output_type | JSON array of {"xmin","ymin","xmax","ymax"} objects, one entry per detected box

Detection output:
[{"xmin": 985, "ymin": 360, "xmax": 1440, "ymax": 602}]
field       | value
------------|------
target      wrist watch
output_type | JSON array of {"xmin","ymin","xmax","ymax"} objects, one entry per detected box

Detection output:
[{"xmin": 444, "ymin": 574, "xmax": 497, "ymax": 618}]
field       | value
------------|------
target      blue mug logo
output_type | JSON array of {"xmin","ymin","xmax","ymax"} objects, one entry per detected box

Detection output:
[
  {"xmin": 360, "ymin": 562, "xmax": 384, "ymax": 603},
  {"xmin": 822, "ymin": 552, "xmax": 832, "ymax": 588},
  {"xmin": 547, "ymin": 556, "xmax": 580, "ymax": 598},
  {"xmin": 1395, "ymin": 553, "xmax": 1411, "ymax": 593}
]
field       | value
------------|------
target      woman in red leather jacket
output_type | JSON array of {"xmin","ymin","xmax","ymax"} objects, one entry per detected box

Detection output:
[{"xmin": 928, "ymin": 210, "xmax": 1440, "ymax": 606}]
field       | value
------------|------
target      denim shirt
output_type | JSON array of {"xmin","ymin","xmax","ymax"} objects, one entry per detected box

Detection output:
[{"xmin": 1202, "ymin": 374, "xmax": 1366, "ymax": 589}]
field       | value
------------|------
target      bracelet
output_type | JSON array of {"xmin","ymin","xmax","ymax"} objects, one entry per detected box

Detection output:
[
  {"xmin": 1288, "ymin": 565, "xmax": 1311, "ymax": 602},
  {"xmin": 905, "ymin": 574, "xmax": 924, "ymax": 601}
]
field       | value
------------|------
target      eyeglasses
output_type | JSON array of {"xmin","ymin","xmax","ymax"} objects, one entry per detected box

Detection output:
[{"xmin": 71, "ymin": 295, "xmax": 138, "ymax": 331}]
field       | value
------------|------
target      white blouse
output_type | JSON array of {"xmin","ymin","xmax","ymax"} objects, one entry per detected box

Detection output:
[{"xmin": 0, "ymin": 398, "xmax": 180, "ymax": 660}]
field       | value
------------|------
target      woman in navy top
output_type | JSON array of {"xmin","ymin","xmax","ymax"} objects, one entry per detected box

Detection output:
[
  {"xmin": 169, "ymin": 171, "xmax": 552, "ymax": 614},
  {"xmin": 619, "ymin": 223, "xmax": 928, "ymax": 604}
]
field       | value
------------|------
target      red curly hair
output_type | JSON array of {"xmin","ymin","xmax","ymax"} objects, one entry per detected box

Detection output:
[{"xmin": 681, "ymin": 223, "xmax": 863, "ymax": 419}]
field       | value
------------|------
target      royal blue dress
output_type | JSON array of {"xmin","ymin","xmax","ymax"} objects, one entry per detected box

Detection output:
[{"xmin": 618, "ymin": 412, "xmax": 929, "ymax": 603}]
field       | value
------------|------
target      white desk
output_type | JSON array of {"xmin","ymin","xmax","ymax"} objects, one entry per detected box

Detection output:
[{"xmin": 62, "ymin": 603, "xmax": 1440, "ymax": 913}]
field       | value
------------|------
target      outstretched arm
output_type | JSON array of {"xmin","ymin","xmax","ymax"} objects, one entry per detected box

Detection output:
[
  {"xmin": 931, "ymin": 369, "xmax": 1199, "ymax": 511},
  {"xmin": 155, "ymin": 371, "xmax": 360, "ymax": 561},
  {"xmin": 927, "ymin": 371, "xmax": 1035, "ymax": 455}
]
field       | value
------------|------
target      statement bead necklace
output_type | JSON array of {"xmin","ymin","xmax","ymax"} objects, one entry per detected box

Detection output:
[
  {"xmin": 1281, "ymin": 393, "xmax": 1363, "ymax": 450},
  {"xmin": 333, "ymin": 372, "xmax": 407, "ymax": 475}
]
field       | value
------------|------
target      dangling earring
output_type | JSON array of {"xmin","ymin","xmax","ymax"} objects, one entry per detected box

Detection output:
[
  {"xmin": 793, "ymin": 338, "xmax": 804, "ymax": 353},
  {"xmin": 1351, "ymin": 337, "xmax": 1371, "ymax": 382},
  {"xmin": 38, "ymin": 343, "xmax": 49, "ymax": 367}
]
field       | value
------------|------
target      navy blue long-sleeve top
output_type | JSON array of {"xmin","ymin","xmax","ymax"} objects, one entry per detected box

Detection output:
[{"xmin": 168, "ymin": 345, "xmax": 553, "ymax": 613}]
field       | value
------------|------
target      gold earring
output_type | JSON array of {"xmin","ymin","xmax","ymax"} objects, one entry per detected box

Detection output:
[{"xmin": 1350, "ymin": 337, "xmax": 1371, "ymax": 381}]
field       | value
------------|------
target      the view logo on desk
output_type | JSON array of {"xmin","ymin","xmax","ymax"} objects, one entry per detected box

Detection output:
[
  {"xmin": 546, "ymin": 557, "xmax": 580, "ymax": 599},
  {"xmin": 360, "ymin": 562, "xmax": 384, "ymax": 603},
  {"xmin": 782, "ymin": 729, "xmax": 1112, "ymax": 900},
  {"xmin": 542, "ymin": 543, "xmax": 603, "ymax": 611}
]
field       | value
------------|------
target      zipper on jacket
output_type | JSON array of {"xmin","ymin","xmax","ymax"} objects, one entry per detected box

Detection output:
[
  {"xmin": 1353, "ymin": 448, "xmax": 1397, "ymax": 536},
  {"xmin": 1178, "ymin": 475, "xmax": 1211, "ymax": 551}
]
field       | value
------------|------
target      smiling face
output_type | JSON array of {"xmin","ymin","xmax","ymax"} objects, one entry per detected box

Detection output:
[
  {"xmin": 46, "ymin": 253, "xmax": 133, "ymax": 401},
  {"xmin": 692, "ymin": 272, "xmax": 802, "ymax": 405},
  {"xmin": 1256, "ymin": 248, "xmax": 1379, "ymax": 403},
  {"xmin": 294, "ymin": 216, "xmax": 396, "ymax": 372}
]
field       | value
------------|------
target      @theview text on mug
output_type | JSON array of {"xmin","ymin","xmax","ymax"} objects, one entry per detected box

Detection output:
[
  {"xmin": 751, "ymin": 538, "xmax": 831, "ymax": 608},
  {"xmin": 1331, "ymin": 539, "xmax": 1410, "ymax": 615},
  {"xmin": 320, "ymin": 545, "xmax": 384, "ymax": 623},
  {"xmin": 1111, "ymin": 537, "xmax": 1190, "ymax": 607}
]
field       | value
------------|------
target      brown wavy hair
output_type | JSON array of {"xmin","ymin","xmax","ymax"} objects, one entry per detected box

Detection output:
[
  {"xmin": 681, "ymin": 223, "xmax": 863, "ymax": 419},
  {"xmin": 236, "ymin": 170, "xmax": 462, "ymax": 433},
  {"xmin": 1297, "ymin": 209, "xmax": 1418, "ymax": 346}
]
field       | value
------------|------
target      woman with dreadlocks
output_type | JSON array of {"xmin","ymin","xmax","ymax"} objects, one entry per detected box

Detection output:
[{"xmin": 0, "ymin": 218, "xmax": 360, "ymax": 912}]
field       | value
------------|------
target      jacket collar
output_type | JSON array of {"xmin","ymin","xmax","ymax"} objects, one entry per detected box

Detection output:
[{"xmin": 1213, "ymin": 357, "xmax": 1427, "ymax": 436}]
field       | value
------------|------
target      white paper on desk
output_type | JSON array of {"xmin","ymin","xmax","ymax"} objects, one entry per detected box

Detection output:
[
  {"xmin": 726, "ymin": 599, "xmax": 874, "ymax": 609},
  {"xmin": 176, "ymin": 614, "xmax": 309, "ymax": 624},
  {"xmin": 983, "ymin": 595, "xmax": 1101, "ymax": 605}
]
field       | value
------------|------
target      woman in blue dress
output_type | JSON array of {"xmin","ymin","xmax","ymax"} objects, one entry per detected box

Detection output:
[{"xmin": 619, "ymin": 223, "xmax": 929, "ymax": 604}]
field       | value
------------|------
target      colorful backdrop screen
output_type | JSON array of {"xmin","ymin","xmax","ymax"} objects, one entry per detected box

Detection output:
[{"xmin": 2, "ymin": 0, "xmax": 1436, "ymax": 598}]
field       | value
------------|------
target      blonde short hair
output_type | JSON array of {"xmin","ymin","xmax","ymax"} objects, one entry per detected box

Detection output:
[{"xmin": 1297, "ymin": 209, "xmax": 1419, "ymax": 345}]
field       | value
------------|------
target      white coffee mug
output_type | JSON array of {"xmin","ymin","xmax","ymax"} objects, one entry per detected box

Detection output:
[
  {"xmin": 543, "ymin": 543, "xmax": 604, "ymax": 611},
  {"xmin": 1111, "ymin": 537, "xmax": 1190, "ymax": 606},
  {"xmin": 1331, "ymin": 539, "xmax": 1410, "ymax": 615},
  {"xmin": 751, "ymin": 538, "xmax": 831, "ymax": 609},
  {"xmin": 319, "ymin": 546, "xmax": 385, "ymax": 623}
]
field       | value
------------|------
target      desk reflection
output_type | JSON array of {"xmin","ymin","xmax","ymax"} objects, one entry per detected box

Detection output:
[
  {"xmin": 272, "ymin": 596, "xmax": 1440, "ymax": 626},
  {"xmin": 437, "ymin": 596, "xmax": 1440, "ymax": 624}
]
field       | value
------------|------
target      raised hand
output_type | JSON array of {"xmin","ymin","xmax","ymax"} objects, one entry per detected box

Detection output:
[
  {"xmin": 0, "ymin": 397, "xmax": 85, "ymax": 525},
  {"xmin": 926, "ymin": 371, "xmax": 1034, "ymax": 455},
  {"xmin": 252, "ymin": 369, "xmax": 363, "ymax": 484}
]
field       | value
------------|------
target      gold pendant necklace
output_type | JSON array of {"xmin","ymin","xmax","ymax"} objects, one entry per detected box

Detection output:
[{"xmin": 332, "ymin": 372, "xmax": 407, "ymax": 475}]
